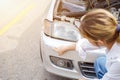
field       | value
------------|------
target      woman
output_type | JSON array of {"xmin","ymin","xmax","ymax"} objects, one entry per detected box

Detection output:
[
  {"xmin": 79, "ymin": 9, "xmax": 120, "ymax": 80},
  {"xmin": 54, "ymin": 9, "xmax": 120, "ymax": 80}
]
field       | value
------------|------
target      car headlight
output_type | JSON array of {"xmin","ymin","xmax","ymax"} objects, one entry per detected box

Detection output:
[{"xmin": 44, "ymin": 19, "xmax": 81, "ymax": 42}]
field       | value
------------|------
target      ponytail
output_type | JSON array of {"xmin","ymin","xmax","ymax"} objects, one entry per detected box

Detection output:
[{"xmin": 116, "ymin": 24, "xmax": 120, "ymax": 43}]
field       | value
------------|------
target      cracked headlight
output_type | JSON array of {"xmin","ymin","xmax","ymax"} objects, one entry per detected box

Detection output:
[{"xmin": 44, "ymin": 19, "xmax": 81, "ymax": 42}]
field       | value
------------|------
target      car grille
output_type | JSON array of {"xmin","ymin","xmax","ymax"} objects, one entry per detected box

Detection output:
[{"xmin": 78, "ymin": 62, "xmax": 97, "ymax": 78}]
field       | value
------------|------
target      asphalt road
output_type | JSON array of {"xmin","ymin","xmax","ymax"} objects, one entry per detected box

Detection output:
[
  {"xmin": 0, "ymin": 0, "xmax": 74, "ymax": 80},
  {"xmin": 0, "ymin": 16, "xmax": 73, "ymax": 80}
]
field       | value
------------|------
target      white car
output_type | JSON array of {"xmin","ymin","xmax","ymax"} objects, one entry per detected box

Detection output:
[{"xmin": 40, "ymin": 0, "xmax": 120, "ymax": 79}]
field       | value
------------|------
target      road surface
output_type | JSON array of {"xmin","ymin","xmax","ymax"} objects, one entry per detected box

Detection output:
[{"xmin": 0, "ymin": 0, "xmax": 74, "ymax": 80}]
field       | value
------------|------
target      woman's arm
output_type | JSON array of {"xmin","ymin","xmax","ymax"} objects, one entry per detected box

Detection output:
[{"xmin": 53, "ymin": 43, "xmax": 76, "ymax": 55}]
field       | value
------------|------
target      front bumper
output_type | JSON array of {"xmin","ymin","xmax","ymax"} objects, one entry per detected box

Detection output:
[{"xmin": 40, "ymin": 32, "xmax": 105, "ymax": 79}]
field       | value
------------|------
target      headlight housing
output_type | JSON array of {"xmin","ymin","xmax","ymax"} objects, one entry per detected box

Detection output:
[
  {"xmin": 44, "ymin": 19, "xmax": 81, "ymax": 42},
  {"xmin": 50, "ymin": 56, "xmax": 74, "ymax": 70}
]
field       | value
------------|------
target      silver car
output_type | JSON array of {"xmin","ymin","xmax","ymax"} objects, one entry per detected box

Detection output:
[{"xmin": 40, "ymin": 0, "xmax": 120, "ymax": 79}]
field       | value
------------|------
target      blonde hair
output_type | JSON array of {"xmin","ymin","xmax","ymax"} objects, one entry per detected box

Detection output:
[{"xmin": 79, "ymin": 9, "xmax": 120, "ymax": 43}]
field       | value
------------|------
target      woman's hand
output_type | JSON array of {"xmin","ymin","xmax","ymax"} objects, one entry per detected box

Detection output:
[
  {"xmin": 53, "ymin": 46, "xmax": 66, "ymax": 55},
  {"xmin": 53, "ymin": 44, "xmax": 76, "ymax": 56}
]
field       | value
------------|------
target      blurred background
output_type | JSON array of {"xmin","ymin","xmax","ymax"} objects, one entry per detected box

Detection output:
[{"xmin": 0, "ymin": 0, "xmax": 72, "ymax": 80}]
